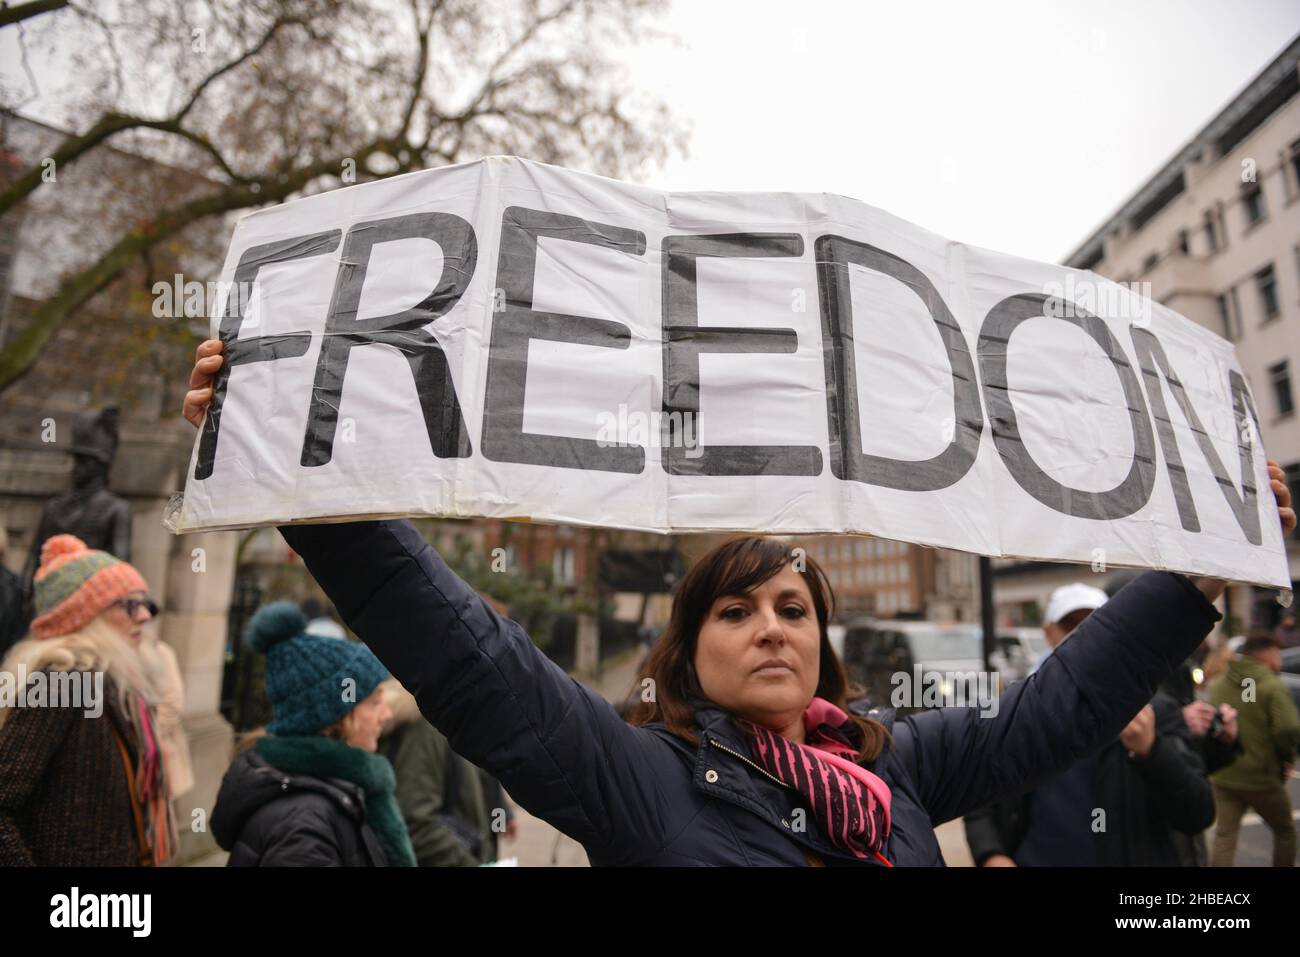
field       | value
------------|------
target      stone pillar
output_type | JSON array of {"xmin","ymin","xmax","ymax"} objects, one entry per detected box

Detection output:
[
  {"xmin": 1223, "ymin": 582, "xmax": 1255, "ymax": 638},
  {"xmin": 157, "ymin": 519, "xmax": 237, "ymax": 862},
  {"xmin": 575, "ymin": 612, "xmax": 600, "ymax": 678}
]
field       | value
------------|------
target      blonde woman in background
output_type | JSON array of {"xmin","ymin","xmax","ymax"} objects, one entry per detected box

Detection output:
[{"xmin": 0, "ymin": 535, "xmax": 178, "ymax": 865}]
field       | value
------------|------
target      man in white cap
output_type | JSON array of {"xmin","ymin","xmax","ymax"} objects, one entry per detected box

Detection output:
[
  {"xmin": 965, "ymin": 578, "xmax": 1215, "ymax": 866},
  {"xmin": 1031, "ymin": 582, "xmax": 1110, "ymax": 673}
]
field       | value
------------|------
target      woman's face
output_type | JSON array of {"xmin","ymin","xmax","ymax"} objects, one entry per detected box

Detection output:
[
  {"xmin": 103, "ymin": 590, "xmax": 153, "ymax": 643},
  {"xmin": 694, "ymin": 566, "xmax": 821, "ymax": 736},
  {"xmin": 344, "ymin": 687, "xmax": 392, "ymax": 753}
]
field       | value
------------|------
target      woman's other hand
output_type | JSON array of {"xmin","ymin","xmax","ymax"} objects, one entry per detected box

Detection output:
[
  {"xmin": 1187, "ymin": 459, "xmax": 1294, "ymax": 603},
  {"xmin": 1268, "ymin": 458, "xmax": 1298, "ymax": 537}
]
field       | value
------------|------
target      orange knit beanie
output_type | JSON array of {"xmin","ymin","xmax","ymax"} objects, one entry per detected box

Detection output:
[{"xmin": 30, "ymin": 534, "xmax": 149, "ymax": 639}]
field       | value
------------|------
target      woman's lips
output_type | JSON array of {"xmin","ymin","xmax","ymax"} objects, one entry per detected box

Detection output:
[{"xmin": 753, "ymin": 660, "xmax": 794, "ymax": 674}]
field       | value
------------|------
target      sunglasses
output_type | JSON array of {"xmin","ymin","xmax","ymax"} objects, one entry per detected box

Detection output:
[{"xmin": 114, "ymin": 597, "xmax": 159, "ymax": 619}]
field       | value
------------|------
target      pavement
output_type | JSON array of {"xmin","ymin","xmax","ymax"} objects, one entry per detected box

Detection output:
[{"xmin": 1215, "ymin": 769, "xmax": 1300, "ymax": 866}]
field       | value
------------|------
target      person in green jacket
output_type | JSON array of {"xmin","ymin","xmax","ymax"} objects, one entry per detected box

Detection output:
[
  {"xmin": 380, "ymin": 681, "xmax": 515, "ymax": 866},
  {"xmin": 1208, "ymin": 633, "xmax": 1300, "ymax": 866}
]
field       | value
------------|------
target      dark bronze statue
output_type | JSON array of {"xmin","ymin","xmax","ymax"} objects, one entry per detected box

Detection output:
[{"xmin": 22, "ymin": 406, "xmax": 133, "ymax": 592}]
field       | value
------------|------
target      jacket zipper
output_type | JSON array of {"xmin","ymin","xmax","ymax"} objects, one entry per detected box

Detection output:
[
  {"xmin": 708, "ymin": 736, "xmax": 894, "ymax": 868},
  {"xmin": 706, "ymin": 737, "xmax": 794, "ymax": 792}
]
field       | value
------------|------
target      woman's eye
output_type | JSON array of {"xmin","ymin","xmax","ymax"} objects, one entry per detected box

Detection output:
[
  {"xmin": 782, "ymin": 606, "xmax": 807, "ymax": 618},
  {"xmin": 721, "ymin": 606, "xmax": 746, "ymax": 620}
]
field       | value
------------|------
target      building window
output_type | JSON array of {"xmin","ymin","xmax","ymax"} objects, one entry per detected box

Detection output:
[
  {"xmin": 1290, "ymin": 138, "xmax": 1300, "ymax": 198},
  {"xmin": 1216, "ymin": 291, "xmax": 1240, "ymax": 341},
  {"xmin": 1256, "ymin": 265, "xmax": 1279, "ymax": 321},
  {"xmin": 553, "ymin": 547, "xmax": 576, "ymax": 586},
  {"xmin": 1241, "ymin": 181, "xmax": 1266, "ymax": 227},
  {"xmin": 898, "ymin": 562, "xmax": 909, "ymax": 584},
  {"xmin": 1269, "ymin": 361, "xmax": 1295, "ymax": 417},
  {"xmin": 1203, "ymin": 210, "xmax": 1220, "ymax": 253}
]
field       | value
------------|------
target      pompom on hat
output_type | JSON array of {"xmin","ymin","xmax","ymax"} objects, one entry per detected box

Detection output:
[
  {"xmin": 245, "ymin": 600, "xmax": 389, "ymax": 736},
  {"xmin": 30, "ymin": 534, "xmax": 149, "ymax": 639}
]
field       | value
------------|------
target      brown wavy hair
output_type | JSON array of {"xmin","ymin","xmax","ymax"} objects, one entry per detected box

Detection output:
[{"xmin": 625, "ymin": 537, "xmax": 890, "ymax": 764}]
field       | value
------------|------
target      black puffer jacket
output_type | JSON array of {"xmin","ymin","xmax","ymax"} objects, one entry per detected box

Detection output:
[
  {"xmin": 280, "ymin": 519, "xmax": 1221, "ymax": 867},
  {"xmin": 963, "ymin": 690, "xmax": 1216, "ymax": 866},
  {"xmin": 212, "ymin": 749, "xmax": 388, "ymax": 866}
]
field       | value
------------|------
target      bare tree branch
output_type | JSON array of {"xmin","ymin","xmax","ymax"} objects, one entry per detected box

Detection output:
[
  {"xmin": 0, "ymin": 12, "xmax": 306, "ymax": 217},
  {"xmin": 67, "ymin": 1, "xmax": 126, "ymax": 106},
  {"xmin": 0, "ymin": 0, "xmax": 681, "ymax": 395},
  {"xmin": 0, "ymin": 0, "xmax": 68, "ymax": 29},
  {"xmin": 9, "ymin": 19, "xmax": 41, "ymax": 110},
  {"xmin": 174, "ymin": 12, "xmax": 306, "ymax": 122},
  {"xmin": 0, "ymin": 138, "xmax": 391, "ymax": 391}
]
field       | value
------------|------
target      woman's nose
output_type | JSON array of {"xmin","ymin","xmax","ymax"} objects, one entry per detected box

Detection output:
[{"xmin": 754, "ymin": 608, "xmax": 785, "ymax": 643}]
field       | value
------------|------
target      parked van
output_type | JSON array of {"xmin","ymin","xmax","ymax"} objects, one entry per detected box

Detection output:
[{"xmin": 840, "ymin": 619, "xmax": 984, "ymax": 713}]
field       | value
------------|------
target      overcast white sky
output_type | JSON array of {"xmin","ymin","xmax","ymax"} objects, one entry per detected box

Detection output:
[
  {"xmin": 635, "ymin": 0, "xmax": 1300, "ymax": 261},
  {"xmin": 4, "ymin": 0, "xmax": 1297, "ymax": 265}
]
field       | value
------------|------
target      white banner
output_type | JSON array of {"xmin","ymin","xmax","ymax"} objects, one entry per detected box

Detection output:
[{"xmin": 172, "ymin": 156, "xmax": 1290, "ymax": 589}]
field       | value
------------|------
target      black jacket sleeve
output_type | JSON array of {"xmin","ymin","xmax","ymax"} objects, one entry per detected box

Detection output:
[
  {"xmin": 962, "ymin": 795, "xmax": 1022, "ymax": 866},
  {"xmin": 1136, "ymin": 693, "xmax": 1216, "ymax": 835},
  {"xmin": 239, "ymin": 799, "xmax": 347, "ymax": 867},
  {"xmin": 1198, "ymin": 731, "xmax": 1244, "ymax": 777},
  {"xmin": 891, "ymin": 571, "xmax": 1220, "ymax": 826},
  {"xmin": 279, "ymin": 520, "xmax": 668, "ymax": 864}
]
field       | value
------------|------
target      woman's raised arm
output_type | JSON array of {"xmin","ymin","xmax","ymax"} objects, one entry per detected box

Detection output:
[
  {"xmin": 891, "ymin": 570, "xmax": 1222, "ymax": 826},
  {"xmin": 184, "ymin": 340, "xmax": 664, "ymax": 862},
  {"xmin": 277, "ymin": 519, "xmax": 665, "ymax": 863}
]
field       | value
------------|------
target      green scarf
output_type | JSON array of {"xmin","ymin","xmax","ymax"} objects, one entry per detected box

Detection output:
[{"xmin": 256, "ymin": 735, "xmax": 417, "ymax": 867}]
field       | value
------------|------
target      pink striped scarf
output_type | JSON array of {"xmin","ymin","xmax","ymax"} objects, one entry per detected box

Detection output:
[{"xmin": 741, "ymin": 698, "xmax": 892, "ymax": 864}]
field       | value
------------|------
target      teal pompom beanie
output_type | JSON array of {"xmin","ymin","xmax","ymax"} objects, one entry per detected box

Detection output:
[{"xmin": 246, "ymin": 601, "xmax": 389, "ymax": 735}]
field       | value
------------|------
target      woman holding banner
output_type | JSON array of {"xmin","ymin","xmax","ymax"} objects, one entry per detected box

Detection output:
[{"xmin": 185, "ymin": 339, "xmax": 1295, "ymax": 866}]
